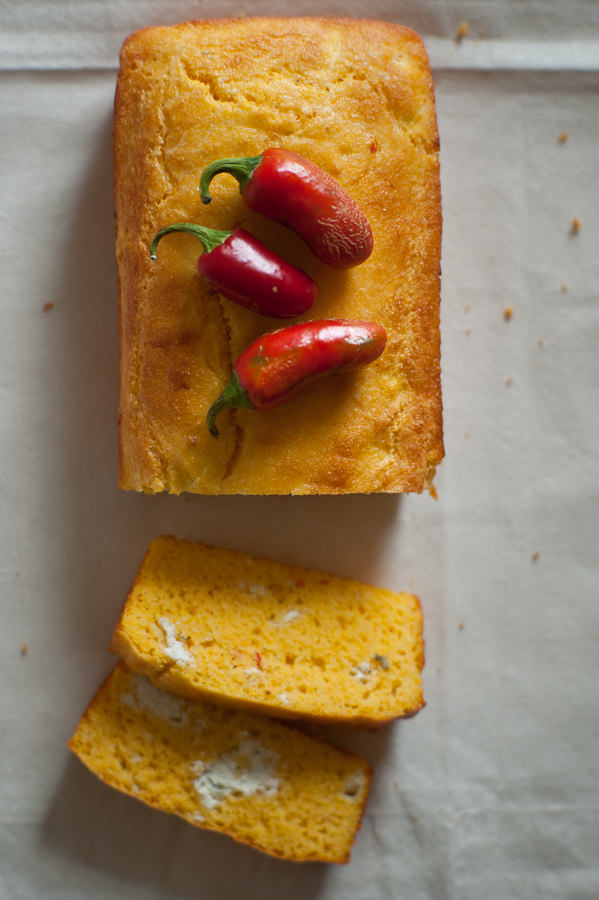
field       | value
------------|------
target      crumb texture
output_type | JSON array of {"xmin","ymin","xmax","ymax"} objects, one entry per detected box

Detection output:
[
  {"xmin": 69, "ymin": 662, "xmax": 371, "ymax": 863},
  {"xmin": 116, "ymin": 17, "xmax": 443, "ymax": 495},
  {"xmin": 110, "ymin": 536, "xmax": 425, "ymax": 725}
]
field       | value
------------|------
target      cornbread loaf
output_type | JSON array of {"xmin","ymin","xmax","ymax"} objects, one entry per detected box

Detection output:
[
  {"xmin": 115, "ymin": 17, "xmax": 443, "ymax": 494},
  {"xmin": 69, "ymin": 662, "xmax": 371, "ymax": 863},
  {"xmin": 110, "ymin": 536, "xmax": 425, "ymax": 726}
]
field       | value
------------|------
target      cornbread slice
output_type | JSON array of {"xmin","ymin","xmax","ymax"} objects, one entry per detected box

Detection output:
[
  {"xmin": 69, "ymin": 662, "xmax": 371, "ymax": 863},
  {"xmin": 110, "ymin": 536, "xmax": 425, "ymax": 727},
  {"xmin": 116, "ymin": 17, "xmax": 443, "ymax": 494}
]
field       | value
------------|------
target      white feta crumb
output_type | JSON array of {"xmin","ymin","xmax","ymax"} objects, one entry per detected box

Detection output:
[
  {"xmin": 243, "ymin": 667, "xmax": 264, "ymax": 680},
  {"xmin": 120, "ymin": 675, "xmax": 189, "ymax": 727},
  {"xmin": 277, "ymin": 692, "xmax": 290, "ymax": 705},
  {"xmin": 190, "ymin": 811, "xmax": 205, "ymax": 823},
  {"xmin": 157, "ymin": 617, "xmax": 192, "ymax": 665},
  {"xmin": 192, "ymin": 737, "xmax": 279, "ymax": 810},
  {"xmin": 131, "ymin": 782, "xmax": 141, "ymax": 795},
  {"xmin": 350, "ymin": 661, "xmax": 373, "ymax": 684},
  {"xmin": 282, "ymin": 609, "xmax": 301, "ymax": 623},
  {"xmin": 343, "ymin": 771, "xmax": 367, "ymax": 799}
]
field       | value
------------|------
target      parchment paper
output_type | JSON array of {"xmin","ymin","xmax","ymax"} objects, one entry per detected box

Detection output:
[{"xmin": 1, "ymin": 2, "xmax": 598, "ymax": 898}]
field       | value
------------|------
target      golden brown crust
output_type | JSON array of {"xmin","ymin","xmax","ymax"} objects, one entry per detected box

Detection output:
[{"xmin": 115, "ymin": 17, "xmax": 443, "ymax": 494}]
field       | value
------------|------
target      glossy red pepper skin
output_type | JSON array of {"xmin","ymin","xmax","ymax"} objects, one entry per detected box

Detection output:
[
  {"xmin": 200, "ymin": 149, "xmax": 373, "ymax": 270},
  {"xmin": 207, "ymin": 319, "xmax": 387, "ymax": 437},
  {"xmin": 150, "ymin": 222, "xmax": 317, "ymax": 318}
]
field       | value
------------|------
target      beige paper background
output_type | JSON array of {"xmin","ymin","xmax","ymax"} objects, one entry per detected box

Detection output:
[{"xmin": 1, "ymin": 2, "xmax": 598, "ymax": 897}]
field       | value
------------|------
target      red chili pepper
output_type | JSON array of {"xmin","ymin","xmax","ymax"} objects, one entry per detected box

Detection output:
[
  {"xmin": 150, "ymin": 222, "xmax": 317, "ymax": 318},
  {"xmin": 207, "ymin": 319, "xmax": 386, "ymax": 437},
  {"xmin": 199, "ymin": 149, "xmax": 373, "ymax": 270}
]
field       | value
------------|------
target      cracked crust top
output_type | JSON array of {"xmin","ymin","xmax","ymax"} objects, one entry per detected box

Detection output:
[{"xmin": 115, "ymin": 17, "xmax": 443, "ymax": 495}]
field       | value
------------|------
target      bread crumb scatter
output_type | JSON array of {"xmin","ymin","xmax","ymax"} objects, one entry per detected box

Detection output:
[
  {"xmin": 504, "ymin": 306, "xmax": 513, "ymax": 321},
  {"xmin": 464, "ymin": 304, "xmax": 471, "ymax": 313},
  {"xmin": 428, "ymin": 484, "xmax": 438, "ymax": 500},
  {"xmin": 537, "ymin": 338, "xmax": 545, "ymax": 347},
  {"xmin": 557, "ymin": 132, "xmax": 569, "ymax": 143},
  {"xmin": 458, "ymin": 622, "xmax": 465, "ymax": 631},
  {"xmin": 456, "ymin": 21, "xmax": 469, "ymax": 41},
  {"xmin": 42, "ymin": 302, "xmax": 55, "ymax": 312},
  {"xmin": 531, "ymin": 551, "xmax": 540, "ymax": 562},
  {"xmin": 570, "ymin": 218, "xmax": 582, "ymax": 235},
  {"xmin": 505, "ymin": 377, "xmax": 513, "ymax": 386},
  {"xmin": 560, "ymin": 283, "xmax": 568, "ymax": 293},
  {"xmin": 465, "ymin": 327, "xmax": 472, "ymax": 336},
  {"xmin": 20, "ymin": 643, "xmax": 29, "ymax": 656}
]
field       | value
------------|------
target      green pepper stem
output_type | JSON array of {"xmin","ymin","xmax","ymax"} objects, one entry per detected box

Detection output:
[
  {"xmin": 149, "ymin": 222, "xmax": 231, "ymax": 260},
  {"xmin": 206, "ymin": 371, "xmax": 253, "ymax": 438},
  {"xmin": 199, "ymin": 155, "xmax": 263, "ymax": 204}
]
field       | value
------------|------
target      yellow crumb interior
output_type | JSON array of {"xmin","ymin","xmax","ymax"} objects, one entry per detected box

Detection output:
[
  {"xmin": 111, "ymin": 536, "xmax": 425, "ymax": 725},
  {"xmin": 69, "ymin": 663, "xmax": 370, "ymax": 863}
]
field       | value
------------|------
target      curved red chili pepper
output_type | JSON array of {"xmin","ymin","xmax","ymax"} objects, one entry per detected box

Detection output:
[
  {"xmin": 199, "ymin": 149, "xmax": 373, "ymax": 270},
  {"xmin": 150, "ymin": 222, "xmax": 317, "ymax": 318},
  {"xmin": 207, "ymin": 319, "xmax": 387, "ymax": 437}
]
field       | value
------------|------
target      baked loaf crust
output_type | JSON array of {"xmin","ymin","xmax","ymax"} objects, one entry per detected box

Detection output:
[
  {"xmin": 115, "ymin": 17, "xmax": 443, "ymax": 494},
  {"xmin": 69, "ymin": 662, "xmax": 371, "ymax": 863},
  {"xmin": 110, "ymin": 535, "xmax": 426, "ymax": 727}
]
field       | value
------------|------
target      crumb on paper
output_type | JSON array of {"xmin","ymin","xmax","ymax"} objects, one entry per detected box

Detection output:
[
  {"xmin": 560, "ymin": 283, "xmax": 568, "ymax": 293},
  {"xmin": 538, "ymin": 337, "xmax": 545, "ymax": 347},
  {"xmin": 456, "ymin": 21, "xmax": 469, "ymax": 41},
  {"xmin": 458, "ymin": 622, "xmax": 465, "ymax": 631},
  {"xmin": 504, "ymin": 306, "xmax": 514, "ymax": 321},
  {"xmin": 429, "ymin": 484, "xmax": 438, "ymax": 500},
  {"xmin": 464, "ymin": 303, "xmax": 471, "ymax": 313},
  {"xmin": 42, "ymin": 302, "xmax": 54, "ymax": 312},
  {"xmin": 15, "ymin": 570, "xmax": 21, "ymax": 577},
  {"xmin": 531, "ymin": 551, "xmax": 540, "ymax": 562},
  {"xmin": 505, "ymin": 377, "xmax": 513, "ymax": 386},
  {"xmin": 465, "ymin": 326, "xmax": 472, "ymax": 336},
  {"xmin": 465, "ymin": 431, "xmax": 471, "ymax": 440},
  {"xmin": 557, "ymin": 132, "xmax": 569, "ymax": 143},
  {"xmin": 20, "ymin": 644, "xmax": 29, "ymax": 656},
  {"xmin": 570, "ymin": 217, "xmax": 582, "ymax": 235}
]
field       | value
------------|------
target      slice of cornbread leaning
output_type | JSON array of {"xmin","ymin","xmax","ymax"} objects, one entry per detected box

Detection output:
[
  {"xmin": 69, "ymin": 662, "xmax": 371, "ymax": 863},
  {"xmin": 110, "ymin": 536, "xmax": 425, "ymax": 727}
]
